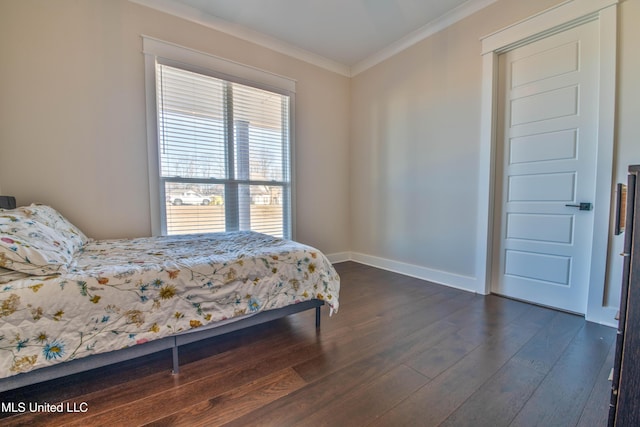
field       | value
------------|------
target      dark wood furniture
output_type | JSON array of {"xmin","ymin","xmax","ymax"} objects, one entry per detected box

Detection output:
[{"xmin": 610, "ymin": 165, "xmax": 640, "ymax": 426}]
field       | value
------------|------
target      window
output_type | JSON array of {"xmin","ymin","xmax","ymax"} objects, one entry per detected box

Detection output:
[{"xmin": 143, "ymin": 38, "xmax": 295, "ymax": 239}]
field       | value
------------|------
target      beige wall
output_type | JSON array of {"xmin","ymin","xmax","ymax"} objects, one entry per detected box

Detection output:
[
  {"xmin": 350, "ymin": 0, "xmax": 640, "ymax": 314},
  {"xmin": 349, "ymin": 0, "xmax": 565, "ymax": 277},
  {"xmin": 0, "ymin": 0, "xmax": 351, "ymax": 255}
]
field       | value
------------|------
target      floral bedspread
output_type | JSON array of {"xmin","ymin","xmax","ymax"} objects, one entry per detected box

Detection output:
[{"xmin": 0, "ymin": 231, "xmax": 339, "ymax": 379}]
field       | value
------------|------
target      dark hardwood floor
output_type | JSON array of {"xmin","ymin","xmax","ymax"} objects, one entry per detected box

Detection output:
[{"xmin": 0, "ymin": 262, "xmax": 615, "ymax": 426}]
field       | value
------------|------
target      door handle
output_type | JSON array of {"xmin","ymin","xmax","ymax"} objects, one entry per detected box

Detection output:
[{"xmin": 565, "ymin": 202, "xmax": 593, "ymax": 211}]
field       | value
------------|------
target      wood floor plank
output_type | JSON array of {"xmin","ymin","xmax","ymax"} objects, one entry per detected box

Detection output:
[
  {"xmin": 434, "ymin": 310, "xmax": 587, "ymax": 427},
  {"xmin": 510, "ymin": 322, "xmax": 615, "ymax": 427},
  {"xmin": 401, "ymin": 296, "xmax": 546, "ymax": 381},
  {"xmin": 219, "ymin": 305, "xmax": 480, "ymax": 426},
  {"xmin": 293, "ymin": 316, "xmax": 460, "ymax": 384},
  {"xmin": 369, "ymin": 305, "xmax": 557, "ymax": 427},
  {"xmin": 293, "ymin": 292, "xmax": 480, "ymax": 383},
  {"xmin": 437, "ymin": 295, "xmax": 539, "ymax": 343},
  {"xmin": 221, "ymin": 353, "xmax": 406, "ymax": 427},
  {"xmin": 510, "ymin": 310, "xmax": 585, "ymax": 374},
  {"xmin": 143, "ymin": 368, "xmax": 307, "ymax": 427},
  {"xmin": 576, "ymin": 338, "xmax": 617, "ymax": 427},
  {"xmin": 297, "ymin": 364, "xmax": 429, "ymax": 427},
  {"xmin": 404, "ymin": 331, "xmax": 486, "ymax": 379},
  {"xmin": 439, "ymin": 360, "xmax": 546, "ymax": 427}
]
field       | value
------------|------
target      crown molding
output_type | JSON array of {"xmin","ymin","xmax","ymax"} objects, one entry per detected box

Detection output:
[
  {"xmin": 351, "ymin": 0, "xmax": 498, "ymax": 76},
  {"xmin": 129, "ymin": 0, "xmax": 351, "ymax": 77},
  {"xmin": 130, "ymin": 0, "xmax": 496, "ymax": 78}
]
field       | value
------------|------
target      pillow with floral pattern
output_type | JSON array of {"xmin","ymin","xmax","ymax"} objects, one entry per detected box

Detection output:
[
  {"xmin": 0, "ymin": 213, "xmax": 73, "ymax": 275},
  {"xmin": 17, "ymin": 204, "xmax": 89, "ymax": 252}
]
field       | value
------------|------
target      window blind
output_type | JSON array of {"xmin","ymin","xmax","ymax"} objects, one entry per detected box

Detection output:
[{"xmin": 156, "ymin": 64, "xmax": 291, "ymax": 238}]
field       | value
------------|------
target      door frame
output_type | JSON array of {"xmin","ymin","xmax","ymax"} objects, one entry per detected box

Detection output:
[{"xmin": 476, "ymin": 0, "xmax": 618, "ymax": 324}]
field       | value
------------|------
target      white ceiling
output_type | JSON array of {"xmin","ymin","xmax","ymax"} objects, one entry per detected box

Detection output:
[{"xmin": 131, "ymin": 0, "xmax": 497, "ymax": 76}]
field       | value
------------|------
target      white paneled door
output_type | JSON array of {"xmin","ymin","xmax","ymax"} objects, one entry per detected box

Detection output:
[{"xmin": 491, "ymin": 20, "xmax": 599, "ymax": 314}]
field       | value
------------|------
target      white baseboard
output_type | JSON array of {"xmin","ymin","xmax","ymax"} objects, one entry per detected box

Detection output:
[
  {"xmin": 325, "ymin": 252, "xmax": 352, "ymax": 264},
  {"xmin": 585, "ymin": 306, "xmax": 618, "ymax": 328},
  {"xmin": 326, "ymin": 251, "xmax": 481, "ymax": 294}
]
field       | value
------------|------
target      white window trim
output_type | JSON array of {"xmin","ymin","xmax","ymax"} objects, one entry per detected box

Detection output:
[{"xmin": 142, "ymin": 35, "xmax": 297, "ymax": 238}]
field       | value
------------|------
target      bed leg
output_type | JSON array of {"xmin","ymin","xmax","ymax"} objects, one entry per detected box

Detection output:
[
  {"xmin": 172, "ymin": 345, "xmax": 180, "ymax": 375},
  {"xmin": 315, "ymin": 306, "xmax": 321, "ymax": 329}
]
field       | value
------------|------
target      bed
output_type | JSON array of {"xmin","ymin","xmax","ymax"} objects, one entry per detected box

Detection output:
[{"xmin": 0, "ymin": 202, "xmax": 340, "ymax": 392}]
